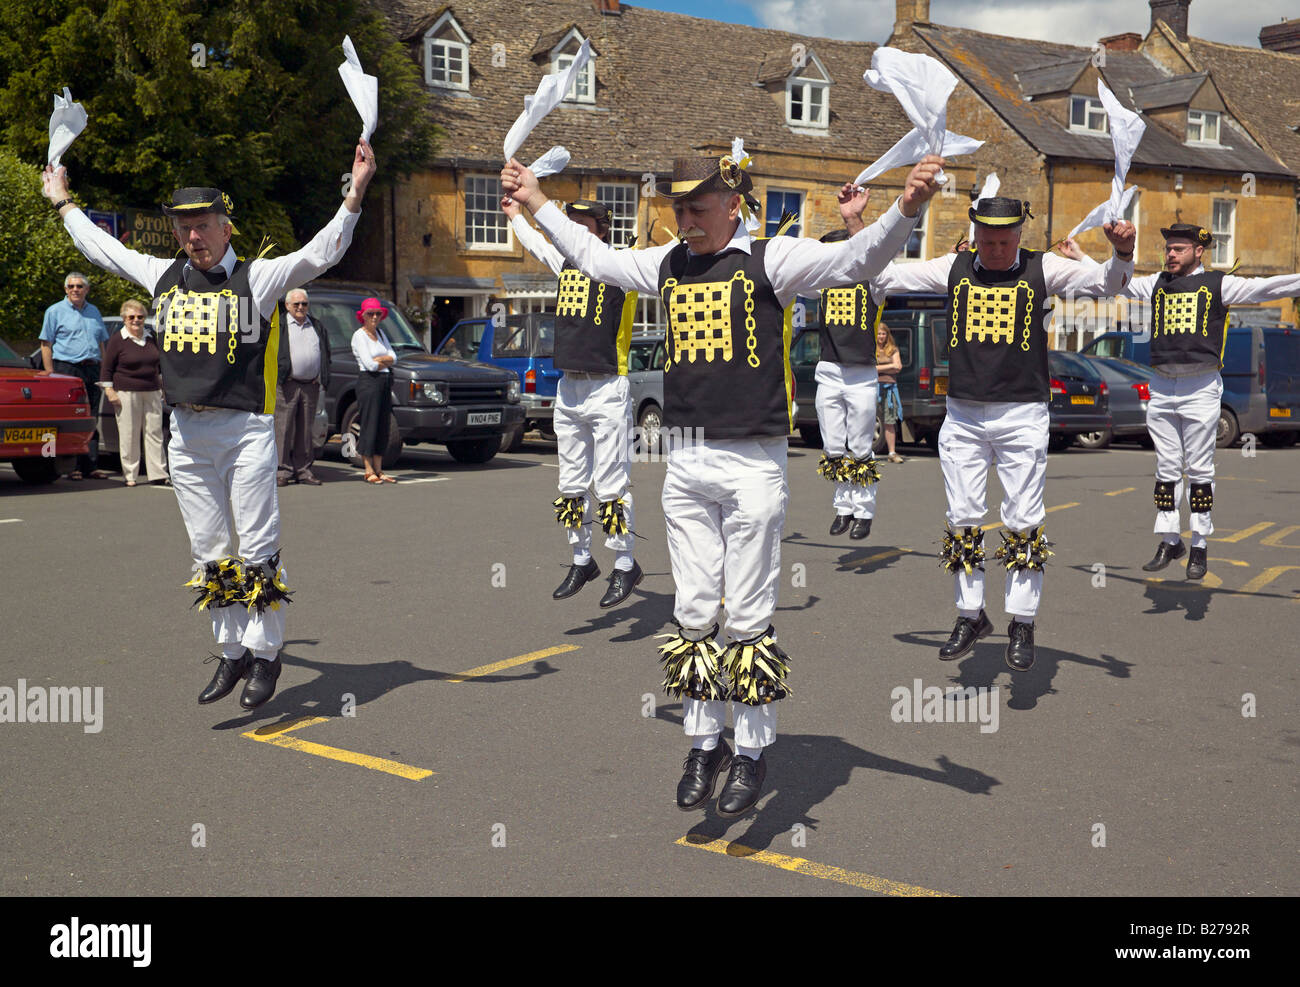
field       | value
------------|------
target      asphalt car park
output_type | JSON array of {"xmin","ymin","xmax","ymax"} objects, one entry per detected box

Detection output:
[{"xmin": 2, "ymin": 431, "xmax": 1296, "ymax": 897}]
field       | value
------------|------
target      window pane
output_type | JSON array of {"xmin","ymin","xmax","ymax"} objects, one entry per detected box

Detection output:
[
  {"xmin": 466, "ymin": 176, "xmax": 507, "ymax": 245},
  {"xmin": 1205, "ymin": 112, "xmax": 1219, "ymax": 142},
  {"xmin": 1071, "ymin": 97, "xmax": 1085, "ymax": 127},
  {"xmin": 597, "ymin": 183, "xmax": 637, "ymax": 247},
  {"xmin": 810, "ymin": 84, "xmax": 824, "ymax": 124},
  {"xmin": 790, "ymin": 84, "xmax": 804, "ymax": 121},
  {"xmin": 765, "ymin": 191, "xmax": 802, "ymax": 237}
]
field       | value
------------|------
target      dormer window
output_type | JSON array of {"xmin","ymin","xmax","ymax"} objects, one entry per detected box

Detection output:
[
  {"xmin": 1187, "ymin": 109, "xmax": 1220, "ymax": 144},
  {"xmin": 551, "ymin": 30, "xmax": 594, "ymax": 104},
  {"xmin": 786, "ymin": 55, "xmax": 830, "ymax": 129},
  {"xmin": 424, "ymin": 12, "xmax": 470, "ymax": 90},
  {"xmin": 1069, "ymin": 95, "xmax": 1108, "ymax": 133}
]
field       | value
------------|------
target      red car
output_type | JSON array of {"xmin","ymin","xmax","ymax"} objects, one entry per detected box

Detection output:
[{"xmin": 0, "ymin": 337, "xmax": 93, "ymax": 484}]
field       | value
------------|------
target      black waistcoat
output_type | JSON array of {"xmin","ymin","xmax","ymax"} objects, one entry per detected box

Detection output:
[
  {"xmin": 945, "ymin": 248, "xmax": 1050, "ymax": 403},
  {"xmin": 658, "ymin": 239, "xmax": 791, "ymax": 438},
  {"xmin": 1149, "ymin": 270, "xmax": 1229, "ymax": 369},
  {"xmin": 153, "ymin": 257, "xmax": 285, "ymax": 413},
  {"xmin": 818, "ymin": 283, "xmax": 883, "ymax": 366},
  {"xmin": 553, "ymin": 262, "xmax": 636, "ymax": 374}
]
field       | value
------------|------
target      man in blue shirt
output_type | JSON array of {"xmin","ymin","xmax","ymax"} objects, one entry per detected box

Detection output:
[{"xmin": 39, "ymin": 271, "xmax": 110, "ymax": 479}]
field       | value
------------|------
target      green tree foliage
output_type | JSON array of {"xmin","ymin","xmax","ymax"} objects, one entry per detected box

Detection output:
[
  {"xmin": 0, "ymin": 0, "xmax": 439, "ymax": 253},
  {"xmin": 0, "ymin": 148, "xmax": 141, "ymax": 343}
]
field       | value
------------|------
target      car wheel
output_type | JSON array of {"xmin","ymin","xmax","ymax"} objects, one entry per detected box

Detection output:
[
  {"xmin": 446, "ymin": 436, "xmax": 500, "ymax": 464},
  {"xmin": 341, "ymin": 404, "xmax": 403, "ymax": 467},
  {"xmin": 871, "ymin": 415, "xmax": 887, "ymax": 455},
  {"xmin": 638, "ymin": 402, "xmax": 663, "ymax": 455},
  {"xmin": 1215, "ymin": 407, "xmax": 1240, "ymax": 448},
  {"xmin": 1048, "ymin": 433, "xmax": 1072, "ymax": 452},
  {"xmin": 500, "ymin": 424, "xmax": 525, "ymax": 453},
  {"xmin": 798, "ymin": 424, "xmax": 822, "ymax": 448},
  {"xmin": 1075, "ymin": 427, "xmax": 1113, "ymax": 450},
  {"xmin": 11, "ymin": 457, "xmax": 60, "ymax": 485}
]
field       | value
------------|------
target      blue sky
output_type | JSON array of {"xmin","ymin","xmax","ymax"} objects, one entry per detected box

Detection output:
[{"xmin": 626, "ymin": 0, "xmax": 1286, "ymax": 49}]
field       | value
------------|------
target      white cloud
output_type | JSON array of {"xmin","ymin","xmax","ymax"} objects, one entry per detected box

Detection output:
[{"xmin": 745, "ymin": 0, "xmax": 1290, "ymax": 49}]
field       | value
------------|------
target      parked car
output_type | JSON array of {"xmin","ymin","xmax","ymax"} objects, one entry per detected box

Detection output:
[
  {"xmin": 437, "ymin": 313, "xmax": 557, "ymax": 452},
  {"xmin": 627, "ymin": 334, "xmax": 666, "ymax": 452},
  {"xmin": 308, "ymin": 288, "xmax": 523, "ymax": 466},
  {"xmin": 792, "ymin": 293, "xmax": 956, "ymax": 451},
  {"xmin": 1261, "ymin": 327, "xmax": 1300, "ymax": 446},
  {"xmin": 0, "ymin": 337, "xmax": 93, "ymax": 484},
  {"xmin": 1046, "ymin": 350, "xmax": 1111, "ymax": 451},
  {"xmin": 1082, "ymin": 326, "xmax": 1276, "ymax": 446},
  {"xmin": 1075, "ymin": 355, "xmax": 1156, "ymax": 448}
]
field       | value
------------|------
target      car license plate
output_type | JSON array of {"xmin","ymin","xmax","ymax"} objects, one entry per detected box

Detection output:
[
  {"xmin": 1070, "ymin": 395, "xmax": 1094, "ymax": 405},
  {"xmin": 934, "ymin": 377, "xmax": 948, "ymax": 396},
  {"xmin": 467, "ymin": 412, "xmax": 501, "ymax": 426},
  {"xmin": 1269, "ymin": 407, "xmax": 1292, "ymax": 418},
  {"xmin": 3, "ymin": 426, "xmax": 57, "ymax": 443}
]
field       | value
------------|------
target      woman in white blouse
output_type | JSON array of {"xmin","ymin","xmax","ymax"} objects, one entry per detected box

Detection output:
[{"xmin": 350, "ymin": 297, "xmax": 397, "ymax": 483}]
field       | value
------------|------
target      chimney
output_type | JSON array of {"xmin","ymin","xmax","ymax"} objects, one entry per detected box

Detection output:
[
  {"xmin": 894, "ymin": 0, "xmax": 931, "ymax": 35},
  {"xmin": 1149, "ymin": 0, "xmax": 1191, "ymax": 42},
  {"xmin": 593, "ymin": 0, "xmax": 621, "ymax": 13},
  {"xmin": 1260, "ymin": 19, "xmax": 1300, "ymax": 54},
  {"xmin": 1099, "ymin": 32, "xmax": 1142, "ymax": 52}
]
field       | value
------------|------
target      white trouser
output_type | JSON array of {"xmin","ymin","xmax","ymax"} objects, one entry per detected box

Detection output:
[
  {"xmin": 939, "ymin": 399, "xmax": 1048, "ymax": 619},
  {"xmin": 555, "ymin": 373, "xmax": 635, "ymax": 557},
  {"xmin": 814, "ymin": 360, "xmax": 879, "ymax": 518},
  {"xmin": 663, "ymin": 436, "xmax": 788, "ymax": 749},
  {"xmin": 1146, "ymin": 370, "xmax": 1220, "ymax": 538},
  {"xmin": 169, "ymin": 408, "xmax": 285, "ymax": 657},
  {"xmin": 114, "ymin": 389, "xmax": 167, "ymax": 483}
]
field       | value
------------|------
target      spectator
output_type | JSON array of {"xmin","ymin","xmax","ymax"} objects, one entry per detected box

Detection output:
[
  {"xmin": 101, "ymin": 299, "xmax": 168, "ymax": 486},
  {"xmin": 39, "ymin": 271, "xmax": 110, "ymax": 479},
  {"xmin": 275, "ymin": 288, "xmax": 331, "ymax": 486},
  {"xmin": 350, "ymin": 297, "xmax": 397, "ymax": 483},
  {"xmin": 876, "ymin": 325, "xmax": 904, "ymax": 463}
]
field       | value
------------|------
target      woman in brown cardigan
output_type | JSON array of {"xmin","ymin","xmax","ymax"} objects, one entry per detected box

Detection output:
[{"xmin": 101, "ymin": 299, "xmax": 169, "ymax": 486}]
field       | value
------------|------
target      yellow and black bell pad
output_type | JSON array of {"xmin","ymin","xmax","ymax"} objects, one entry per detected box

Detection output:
[
  {"xmin": 993, "ymin": 526, "xmax": 1054, "ymax": 572},
  {"xmin": 553, "ymin": 495, "xmax": 586, "ymax": 529},
  {"xmin": 724, "ymin": 626, "xmax": 792, "ymax": 706},
  {"xmin": 184, "ymin": 557, "xmax": 245, "ymax": 611},
  {"xmin": 816, "ymin": 453, "xmax": 843, "ymax": 481},
  {"xmin": 598, "ymin": 498, "xmax": 630, "ymax": 536},
  {"xmin": 1189, "ymin": 482, "xmax": 1213, "ymax": 514},
  {"xmin": 241, "ymin": 551, "xmax": 293, "ymax": 615},
  {"xmin": 939, "ymin": 525, "xmax": 986, "ymax": 575},
  {"xmin": 838, "ymin": 455, "xmax": 881, "ymax": 486},
  {"xmin": 657, "ymin": 623, "xmax": 728, "ymax": 701}
]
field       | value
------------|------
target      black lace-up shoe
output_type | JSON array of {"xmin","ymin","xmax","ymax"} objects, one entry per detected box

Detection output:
[
  {"xmin": 717, "ymin": 754, "xmax": 768, "ymax": 817},
  {"xmin": 599, "ymin": 561, "xmax": 643, "ymax": 608},
  {"xmin": 1185, "ymin": 546, "xmax": 1208, "ymax": 580},
  {"xmin": 676, "ymin": 740, "xmax": 733, "ymax": 811},
  {"xmin": 1005, "ymin": 620, "xmax": 1036, "ymax": 671},
  {"xmin": 553, "ymin": 559, "xmax": 600, "ymax": 600},
  {"xmin": 938, "ymin": 610, "xmax": 992, "ymax": 661},
  {"xmin": 1142, "ymin": 539, "xmax": 1186, "ymax": 572},
  {"xmin": 829, "ymin": 514, "xmax": 852, "ymax": 536},
  {"xmin": 849, "ymin": 517, "xmax": 872, "ymax": 540},
  {"xmin": 198, "ymin": 651, "xmax": 251, "ymax": 704},
  {"xmin": 239, "ymin": 658, "xmax": 282, "ymax": 709}
]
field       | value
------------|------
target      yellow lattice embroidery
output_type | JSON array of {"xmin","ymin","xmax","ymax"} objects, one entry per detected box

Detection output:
[
  {"xmin": 823, "ymin": 286, "xmax": 859, "ymax": 327},
  {"xmin": 1154, "ymin": 287, "xmax": 1213, "ymax": 337},
  {"xmin": 557, "ymin": 268, "xmax": 591, "ymax": 319},
  {"xmin": 662, "ymin": 270, "xmax": 759, "ymax": 368},
  {"xmin": 954, "ymin": 279, "xmax": 1034, "ymax": 349},
  {"xmin": 158, "ymin": 286, "xmax": 239, "ymax": 357}
]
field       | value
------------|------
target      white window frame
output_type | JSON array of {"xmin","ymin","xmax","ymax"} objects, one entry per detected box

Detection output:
[
  {"xmin": 424, "ymin": 12, "xmax": 470, "ymax": 91},
  {"xmin": 552, "ymin": 30, "xmax": 594, "ymax": 105},
  {"xmin": 764, "ymin": 188, "xmax": 804, "ymax": 239},
  {"xmin": 464, "ymin": 174, "xmax": 512, "ymax": 250},
  {"xmin": 633, "ymin": 295, "xmax": 665, "ymax": 335},
  {"xmin": 786, "ymin": 78, "xmax": 828, "ymax": 129},
  {"xmin": 1069, "ymin": 95, "xmax": 1108, "ymax": 134},
  {"xmin": 596, "ymin": 182, "xmax": 638, "ymax": 247},
  {"xmin": 1187, "ymin": 108, "xmax": 1221, "ymax": 145},
  {"xmin": 508, "ymin": 294, "xmax": 556, "ymax": 316},
  {"xmin": 901, "ymin": 204, "xmax": 929, "ymax": 261},
  {"xmin": 1211, "ymin": 198, "xmax": 1235, "ymax": 267}
]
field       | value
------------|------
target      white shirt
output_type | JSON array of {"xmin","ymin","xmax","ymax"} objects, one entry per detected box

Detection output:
[
  {"xmin": 285, "ymin": 315, "xmax": 322, "ymax": 381},
  {"xmin": 1121, "ymin": 264, "xmax": 1300, "ymax": 305},
  {"xmin": 511, "ymin": 214, "xmax": 567, "ymax": 276},
  {"xmin": 120, "ymin": 326, "xmax": 150, "ymax": 347},
  {"xmin": 351, "ymin": 327, "xmax": 395, "ymax": 371},
  {"xmin": 873, "ymin": 248, "xmax": 1133, "ymax": 298},
  {"xmin": 530, "ymin": 197, "xmax": 918, "ymax": 307},
  {"xmin": 63, "ymin": 204, "xmax": 361, "ymax": 319}
]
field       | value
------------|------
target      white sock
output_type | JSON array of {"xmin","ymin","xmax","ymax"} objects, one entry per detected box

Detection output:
[
  {"xmin": 221, "ymin": 643, "xmax": 244, "ymax": 660},
  {"xmin": 1191, "ymin": 534, "xmax": 1207, "ymax": 549},
  {"xmin": 252, "ymin": 650, "xmax": 278, "ymax": 662},
  {"xmin": 736, "ymin": 744, "xmax": 763, "ymax": 761},
  {"xmin": 1162, "ymin": 533, "xmax": 1181, "ymax": 545},
  {"xmin": 572, "ymin": 550, "xmax": 592, "ymax": 565},
  {"xmin": 694, "ymin": 733, "xmax": 720, "ymax": 752},
  {"xmin": 958, "ymin": 608, "xmax": 981, "ymax": 620},
  {"xmin": 614, "ymin": 552, "xmax": 634, "ymax": 572}
]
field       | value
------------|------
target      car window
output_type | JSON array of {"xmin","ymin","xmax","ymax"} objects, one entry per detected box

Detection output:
[
  {"xmin": 790, "ymin": 330, "xmax": 820, "ymax": 366},
  {"xmin": 1095, "ymin": 357, "xmax": 1148, "ymax": 381},
  {"xmin": 0, "ymin": 337, "xmax": 23, "ymax": 366},
  {"xmin": 1223, "ymin": 331, "xmax": 1256, "ymax": 375},
  {"xmin": 882, "ymin": 325, "xmax": 913, "ymax": 370},
  {"xmin": 492, "ymin": 315, "xmax": 555, "ymax": 359},
  {"xmin": 313, "ymin": 299, "xmax": 424, "ymax": 352},
  {"xmin": 439, "ymin": 322, "xmax": 485, "ymax": 358},
  {"xmin": 1087, "ymin": 335, "xmax": 1125, "ymax": 359},
  {"xmin": 628, "ymin": 342, "xmax": 655, "ymax": 372},
  {"xmin": 1050, "ymin": 351, "xmax": 1101, "ymax": 380}
]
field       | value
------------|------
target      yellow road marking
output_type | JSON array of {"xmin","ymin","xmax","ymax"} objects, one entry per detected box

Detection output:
[
  {"xmin": 447, "ymin": 645, "xmax": 581, "ymax": 683},
  {"xmin": 676, "ymin": 836, "xmax": 956, "ymax": 897},
  {"xmin": 983, "ymin": 502, "xmax": 1079, "ymax": 533},
  {"xmin": 1238, "ymin": 565, "xmax": 1300, "ymax": 597},
  {"xmin": 241, "ymin": 716, "xmax": 434, "ymax": 781},
  {"xmin": 1211, "ymin": 521, "xmax": 1275, "ymax": 543},
  {"xmin": 1260, "ymin": 525, "xmax": 1300, "ymax": 549},
  {"xmin": 1103, "ymin": 487, "xmax": 1134, "ymax": 496}
]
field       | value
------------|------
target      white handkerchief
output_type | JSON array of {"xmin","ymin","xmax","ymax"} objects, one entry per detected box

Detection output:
[
  {"xmin": 853, "ymin": 129, "xmax": 981, "ymax": 187},
  {"xmin": 48, "ymin": 87, "xmax": 87, "ymax": 168},
  {"xmin": 1067, "ymin": 81, "xmax": 1146, "ymax": 238},
  {"xmin": 338, "ymin": 35, "xmax": 378, "ymax": 143},
  {"xmin": 528, "ymin": 146, "xmax": 571, "ymax": 180},
  {"xmin": 504, "ymin": 40, "xmax": 592, "ymax": 162}
]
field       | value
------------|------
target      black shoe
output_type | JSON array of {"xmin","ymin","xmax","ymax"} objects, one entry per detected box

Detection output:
[
  {"xmin": 197, "ymin": 651, "xmax": 251, "ymax": 704},
  {"xmin": 1141, "ymin": 539, "xmax": 1186, "ymax": 572},
  {"xmin": 829, "ymin": 514, "xmax": 852, "ymax": 536},
  {"xmin": 599, "ymin": 561, "xmax": 643, "ymax": 608},
  {"xmin": 717, "ymin": 754, "xmax": 768, "ymax": 817},
  {"xmin": 1186, "ymin": 546, "xmax": 1208, "ymax": 580},
  {"xmin": 552, "ymin": 559, "xmax": 600, "ymax": 600},
  {"xmin": 239, "ymin": 658, "xmax": 282, "ymax": 709},
  {"xmin": 938, "ymin": 610, "xmax": 993, "ymax": 661},
  {"xmin": 1005, "ymin": 620, "xmax": 1036, "ymax": 671},
  {"xmin": 849, "ymin": 517, "xmax": 872, "ymax": 540},
  {"xmin": 676, "ymin": 740, "xmax": 733, "ymax": 811}
]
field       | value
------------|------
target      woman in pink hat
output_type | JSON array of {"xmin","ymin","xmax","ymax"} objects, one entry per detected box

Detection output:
[{"xmin": 350, "ymin": 297, "xmax": 397, "ymax": 482}]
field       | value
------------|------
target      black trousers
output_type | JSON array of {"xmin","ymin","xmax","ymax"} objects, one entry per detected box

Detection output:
[
  {"xmin": 355, "ymin": 370, "xmax": 392, "ymax": 456},
  {"xmin": 54, "ymin": 359, "xmax": 101, "ymax": 472}
]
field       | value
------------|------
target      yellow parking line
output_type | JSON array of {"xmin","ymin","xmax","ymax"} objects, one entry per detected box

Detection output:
[
  {"xmin": 1238, "ymin": 565, "xmax": 1300, "ymax": 597},
  {"xmin": 241, "ymin": 716, "xmax": 434, "ymax": 781},
  {"xmin": 1212, "ymin": 521, "xmax": 1275, "ymax": 543},
  {"xmin": 676, "ymin": 836, "xmax": 956, "ymax": 897},
  {"xmin": 1103, "ymin": 487, "xmax": 1135, "ymax": 496},
  {"xmin": 447, "ymin": 645, "xmax": 581, "ymax": 683}
]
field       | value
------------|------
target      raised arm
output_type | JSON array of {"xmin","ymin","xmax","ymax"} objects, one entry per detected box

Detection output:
[
  {"xmin": 1221, "ymin": 271, "xmax": 1300, "ymax": 306},
  {"xmin": 503, "ymin": 196, "xmax": 566, "ymax": 276},
  {"xmin": 873, "ymin": 254, "xmax": 958, "ymax": 296},
  {"xmin": 1044, "ymin": 220, "xmax": 1135, "ymax": 297}
]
